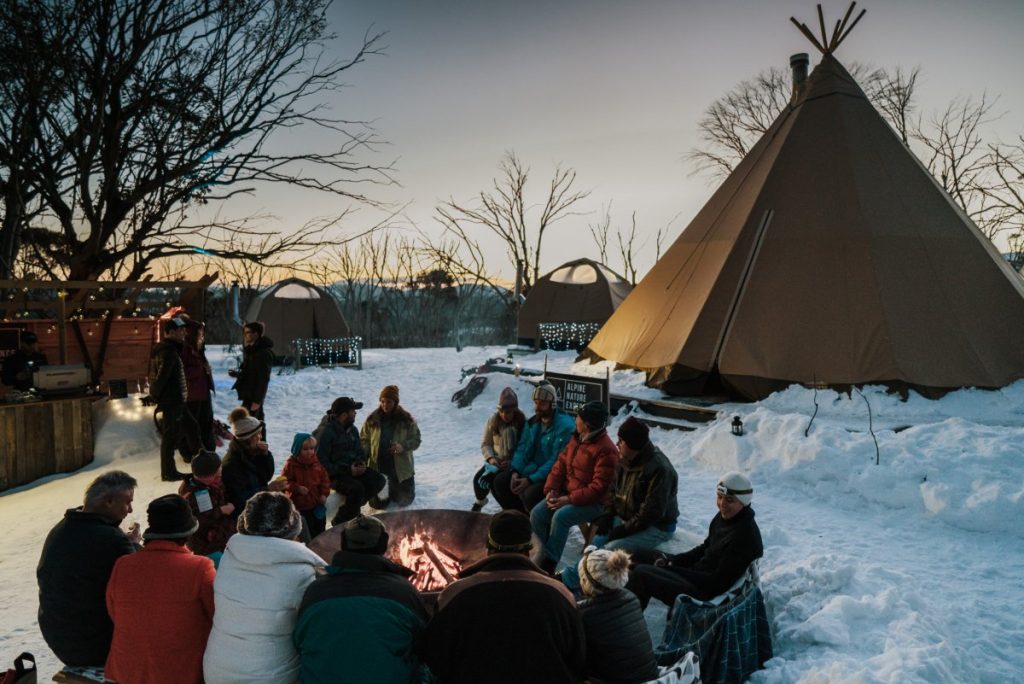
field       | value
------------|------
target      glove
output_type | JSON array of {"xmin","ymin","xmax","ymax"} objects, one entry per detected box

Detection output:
[
  {"xmin": 606, "ymin": 525, "xmax": 629, "ymax": 542},
  {"xmin": 477, "ymin": 463, "xmax": 499, "ymax": 491}
]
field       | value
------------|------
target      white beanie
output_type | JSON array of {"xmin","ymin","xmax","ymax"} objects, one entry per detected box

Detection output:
[
  {"xmin": 578, "ymin": 548, "xmax": 631, "ymax": 596},
  {"xmin": 229, "ymin": 407, "xmax": 263, "ymax": 440},
  {"xmin": 717, "ymin": 471, "xmax": 753, "ymax": 506}
]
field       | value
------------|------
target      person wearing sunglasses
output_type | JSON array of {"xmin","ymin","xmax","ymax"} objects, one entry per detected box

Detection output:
[{"xmin": 625, "ymin": 471, "xmax": 763, "ymax": 609}]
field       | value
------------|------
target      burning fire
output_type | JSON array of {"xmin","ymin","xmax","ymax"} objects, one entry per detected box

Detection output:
[{"xmin": 390, "ymin": 530, "xmax": 463, "ymax": 592}]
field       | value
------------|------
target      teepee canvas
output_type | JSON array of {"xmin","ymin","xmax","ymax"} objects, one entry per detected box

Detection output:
[{"xmin": 584, "ymin": 9, "xmax": 1024, "ymax": 399}]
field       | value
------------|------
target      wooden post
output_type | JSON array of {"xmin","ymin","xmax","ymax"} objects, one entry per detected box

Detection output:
[{"xmin": 57, "ymin": 291, "xmax": 67, "ymax": 364}]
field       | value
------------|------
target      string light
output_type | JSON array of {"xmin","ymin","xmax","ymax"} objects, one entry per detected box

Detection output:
[
  {"xmin": 292, "ymin": 336, "xmax": 362, "ymax": 368},
  {"xmin": 537, "ymin": 322, "xmax": 601, "ymax": 351}
]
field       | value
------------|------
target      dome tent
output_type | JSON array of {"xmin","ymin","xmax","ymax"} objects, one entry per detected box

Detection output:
[
  {"xmin": 244, "ymin": 278, "xmax": 350, "ymax": 360},
  {"xmin": 517, "ymin": 258, "xmax": 632, "ymax": 350}
]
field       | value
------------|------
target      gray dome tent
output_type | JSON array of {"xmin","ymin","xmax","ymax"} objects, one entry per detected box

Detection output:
[
  {"xmin": 517, "ymin": 258, "xmax": 632, "ymax": 350},
  {"xmin": 245, "ymin": 278, "xmax": 350, "ymax": 358}
]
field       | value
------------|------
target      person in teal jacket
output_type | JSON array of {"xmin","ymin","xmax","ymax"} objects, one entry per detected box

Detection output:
[
  {"xmin": 293, "ymin": 515, "xmax": 428, "ymax": 683},
  {"xmin": 491, "ymin": 382, "xmax": 575, "ymax": 514}
]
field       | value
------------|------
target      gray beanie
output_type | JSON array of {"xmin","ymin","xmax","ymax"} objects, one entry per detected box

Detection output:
[
  {"xmin": 717, "ymin": 471, "xmax": 753, "ymax": 506},
  {"xmin": 532, "ymin": 382, "xmax": 558, "ymax": 404},
  {"xmin": 238, "ymin": 491, "xmax": 303, "ymax": 539}
]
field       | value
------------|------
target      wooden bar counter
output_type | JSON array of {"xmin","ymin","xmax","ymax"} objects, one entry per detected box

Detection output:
[{"xmin": 0, "ymin": 395, "xmax": 95, "ymax": 492}]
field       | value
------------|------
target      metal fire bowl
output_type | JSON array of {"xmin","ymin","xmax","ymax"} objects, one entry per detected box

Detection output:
[{"xmin": 309, "ymin": 508, "xmax": 495, "ymax": 569}]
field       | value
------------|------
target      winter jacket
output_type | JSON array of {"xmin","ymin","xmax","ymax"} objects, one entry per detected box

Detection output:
[
  {"xmin": 105, "ymin": 541, "xmax": 216, "ymax": 684},
  {"xmin": 181, "ymin": 343, "xmax": 214, "ymax": 402},
  {"xmin": 423, "ymin": 553, "xmax": 586, "ymax": 684},
  {"xmin": 509, "ymin": 410, "xmax": 575, "ymax": 484},
  {"xmin": 282, "ymin": 456, "xmax": 331, "ymax": 513},
  {"xmin": 578, "ymin": 590, "xmax": 658, "ymax": 684},
  {"xmin": 666, "ymin": 506, "xmax": 763, "ymax": 600},
  {"xmin": 178, "ymin": 476, "xmax": 236, "ymax": 556},
  {"xmin": 221, "ymin": 438, "xmax": 275, "ymax": 513},
  {"xmin": 149, "ymin": 338, "xmax": 187, "ymax": 407},
  {"xmin": 316, "ymin": 418, "xmax": 365, "ymax": 480},
  {"xmin": 204, "ymin": 533, "xmax": 326, "ymax": 684},
  {"xmin": 544, "ymin": 429, "xmax": 619, "ymax": 507},
  {"xmin": 480, "ymin": 411, "xmax": 525, "ymax": 464},
  {"xmin": 599, "ymin": 442, "xmax": 679, "ymax": 537},
  {"xmin": 37, "ymin": 508, "xmax": 139, "ymax": 667},
  {"xmin": 361, "ymin": 408, "xmax": 421, "ymax": 483},
  {"xmin": 294, "ymin": 551, "xmax": 429, "ymax": 683},
  {"xmin": 233, "ymin": 336, "xmax": 275, "ymax": 405}
]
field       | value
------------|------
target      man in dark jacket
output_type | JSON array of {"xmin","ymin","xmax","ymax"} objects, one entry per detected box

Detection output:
[
  {"xmin": 294, "ymin": 515, "xmax": 428, "ymax": 682},
  {"xmin": 423, "ymin": 510, "xmax": 586, "ymax": 684},
  {"xmin": 37, "ymin": 471, "xmax": 142, "ymax": 667},
  {"xmin": 150, "ymin": 317, "xmax": 191, "ymax": 481},
  {"xmin": 316, "ymin": 396, "xmax": 386, "ymax": 525},
  {"xmin": 627, "ymin": 471, "xmax": 763, "ymax": 607},
  {"xmin": 229, "ymin": 321, "xmax": 274, "ymax": 431},
  {"xmin": 1, "ymin": 330, "xmax": 48, "ymax": 390},
  {"xmin": 593, "ymin": 416, "xmax": 679, "ymax": 553}
]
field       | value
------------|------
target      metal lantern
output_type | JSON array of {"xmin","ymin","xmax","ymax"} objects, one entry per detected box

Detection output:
[{"xmin": 731, "ymin": 416, "xmax": 744, "ymax": 436}]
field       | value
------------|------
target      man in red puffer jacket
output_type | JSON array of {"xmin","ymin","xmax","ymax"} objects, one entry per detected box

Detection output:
[{"xmin": 530, "ymin": 400, "xmax": 618, "ymax": 574}]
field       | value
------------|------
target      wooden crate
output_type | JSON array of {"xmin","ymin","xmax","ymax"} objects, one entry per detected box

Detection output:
[{"xmin": 0, "ymin": 396, "xmax": 95, "ymax": 491}]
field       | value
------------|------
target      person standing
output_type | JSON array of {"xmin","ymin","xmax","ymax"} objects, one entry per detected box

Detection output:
[
  {"xmin": 530, "ymin": 400, "xmax": 618, "ymax": 574},
  {"xmin": 283, "ymin": 432, "xmax": 332, "ymax": 537},
  {"xmin": 104, "ymin": 494, "xmax": 215, "ymax": 684},
  {"xmin": 422, "ymin": 510, "xmax": 586, "ymax": 684},
  {"xmin": 317, "ymin": 396, "xmax": 386, "ymax": 524},
  {"xmin": 229, "ymin": 321, "xmax": 274, "ymax": 435},
  {"xmin": 150, "ymin": 317, "xmax": 193, "ymax": 480},
  {"xmin": 360, "ymin": 385, "xmax": 421, "ymax": 508},
  {"xmin": 491, "ymin": 382, "xmax": 574, "ymax": 514},
  {"xmin": 294, "ymin": 515, "xmax": 429, "ymax": 683},
  {"xmin": 592, "ymin": 416, "xmax": 679, "ymax": 553},
  {"xmin": 37, "ymin": 471, "xmax": 142, "ymax": 668},
  {"xmin": 471, "ymin": 387, "xmax": 525, "ymax": 512},
  {"xmin": 182, "ymin": 318, "xmax": 216, "ymax": 451}
]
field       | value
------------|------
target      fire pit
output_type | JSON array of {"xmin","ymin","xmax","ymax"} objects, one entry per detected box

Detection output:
[{"xmin": 309, "ymin": 509, "xmax": 497, "ymax": 594}]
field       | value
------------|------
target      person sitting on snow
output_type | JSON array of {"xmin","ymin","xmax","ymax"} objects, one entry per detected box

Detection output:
[
  {"xmin": 471, "ymin": 387, "xmax": 526, "ymax": 512},
  {"xmin": 37, "ymin": 470, "xmax": 142, "ymax": 669},
  {"xmin": 626, "ymin": 471, "xmax": 763, "ymax": 608},
  {"xmin": 294, "ymin": 515, "xmax": 428, "ymax": 682},
  {"xmin": 104, "ymin": 494, "xmax": 215, "ymax": 684},
  {"xmin": 316, "ymin": 396, "xmax": 386, "ymax": 524},
  {"xmin": 530, "ymin": 400, "xmax": 618, "ymax": 574},
  {"xmin": 423, "ymin": 510, "xmax": 585, "ymax": 684},
  {"xmin": 590, "ymin": 416, "xmax": 679, "ymax": 553},
  {"xmin": 491, "ymin": 382, "xmax": 575, "ymax": 514}
]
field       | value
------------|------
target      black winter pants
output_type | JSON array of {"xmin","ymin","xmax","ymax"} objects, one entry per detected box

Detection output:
[
  {"xmin": 625, "ymin": 564, "xmax": 702, "ymax": 610},
  {"xmin": 491, "ymin": 470, "xmax": 545, "ymax": 513},
  {"xmin": 332, "ymin": 468, "xmax": 387, "ymax": 523}
]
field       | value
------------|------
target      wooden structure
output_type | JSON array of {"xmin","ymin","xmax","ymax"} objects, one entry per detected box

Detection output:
[
  {"xmin": 0, "ymin": 396, "xmax": 94, "ymax": 491},
  {"xmin": 0, "ymin": 275, "xmax": 216, "ymax": 394}
]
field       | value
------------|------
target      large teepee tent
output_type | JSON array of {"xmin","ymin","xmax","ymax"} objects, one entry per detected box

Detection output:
[
  {"xmin": 584, "ymin": 7, "xmax": 1024, "ymax": 400},
  {"xmin": 517, "ymin": 258, "xmax": 632, "ymax": 349}
]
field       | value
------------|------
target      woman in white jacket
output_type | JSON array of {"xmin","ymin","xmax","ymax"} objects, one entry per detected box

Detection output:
[{"xmin": 204, "ymin": 491, "xmax": 326, "ymax": 683}]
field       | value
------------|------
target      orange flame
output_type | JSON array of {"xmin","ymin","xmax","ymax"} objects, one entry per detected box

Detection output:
[{"xmin": 390, "ymin": 530, "xmax": 463, "ymax": 592}]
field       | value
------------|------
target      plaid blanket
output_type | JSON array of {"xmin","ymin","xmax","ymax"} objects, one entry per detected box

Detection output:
[{"xmin": 653, "ymin": 566, "xmax": 772, "ymax": 684}]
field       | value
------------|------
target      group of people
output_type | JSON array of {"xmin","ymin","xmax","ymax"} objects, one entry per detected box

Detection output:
[{"xmin": 34, "ymin": 330, "xmax": 766, "ymax": 683}]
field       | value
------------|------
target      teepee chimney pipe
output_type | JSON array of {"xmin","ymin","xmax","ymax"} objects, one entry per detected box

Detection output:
[{"xmin": 790, "ymin": 53, "xmax": 810, "ymax": 97}]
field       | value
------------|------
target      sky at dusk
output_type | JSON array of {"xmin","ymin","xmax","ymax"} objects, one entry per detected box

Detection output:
[{"xmin": 213, "ymin": 0, "xmax": 1024, "ymax": 282}]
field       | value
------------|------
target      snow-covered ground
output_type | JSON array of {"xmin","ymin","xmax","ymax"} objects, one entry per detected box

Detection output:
[{"xmin": 2, "ymin": 345, "xmax": 1022, "ymax": 682}]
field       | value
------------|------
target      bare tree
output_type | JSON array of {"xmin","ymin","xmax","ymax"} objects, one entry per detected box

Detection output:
[
  {"xmin": 980, "ymin": 136, "xmax": 1024, "ymax": 263},
  {"xmin": 0, "ymin": 0, "xmax": 391, "ymax": 281},
  {"xmin": 616, "ymin": 212, "xmax": 641, "ymax": 285},
  {"xmin": 435, "ymin": 151, "xmax": 590, "ymax": 294},
  {"xmin": 589, "ymin": 203, "xmax": 612, "ymax": 264},
  {"xmin": 689, "ymin": 62, "xmax": 914, "ymax": 179}
]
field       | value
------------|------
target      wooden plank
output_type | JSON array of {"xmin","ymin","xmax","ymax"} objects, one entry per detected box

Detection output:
[{"xmin": 0, "ymin": 397, "xmax": 95, "ymax": 490}]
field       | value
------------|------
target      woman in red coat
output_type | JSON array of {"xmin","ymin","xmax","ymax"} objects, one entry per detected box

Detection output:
[{"xmin": 105, "ymin": 494, "xmax": 215, "ymax": 684}]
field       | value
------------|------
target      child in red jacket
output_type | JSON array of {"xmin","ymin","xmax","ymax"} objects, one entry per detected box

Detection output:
[{"xmin": 283, "ymin": 432, "xmax": 332, "ymax": 537}]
